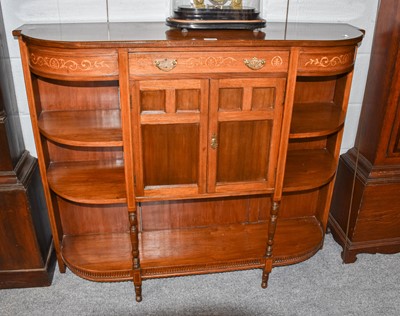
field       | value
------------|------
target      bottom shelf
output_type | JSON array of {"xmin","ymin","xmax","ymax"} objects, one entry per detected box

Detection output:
[
  {"xmin": 62, "ymin": 233, "xmax": 132, "ymax": 282},
  {"xmin": 139, "ymin": 223, "xmax": 266, "ymax": 278},
  {"xmin": 61, "ymin": 217, "xmax": 323, "ymax": 281},
  {"xmin": 273, "ymin": 217, "xmax": 324, "ymax": 266}
]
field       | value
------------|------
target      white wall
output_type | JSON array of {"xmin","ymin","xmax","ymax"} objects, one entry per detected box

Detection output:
[{"xmin": 1, "ymin": 0, "xmax": 379, "ymax": 157}]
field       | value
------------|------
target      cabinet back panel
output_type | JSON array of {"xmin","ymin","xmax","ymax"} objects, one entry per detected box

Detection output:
[
  {"xmin": 57, "ymin": 198, "xmax": 129, "ymax": 235},
  {"xmin": 288, "ymin": 138, "xmax": 327, "ymax": 151},
  {"xmin": 217, "ymin": 120, "xmax": 271, "ymax": 182},
  {"xmin": 46, "ymin": 141, "xmax": 123, "ymax": 163},
  {"xmin": 142, "ymin": 124, "xmax": 199, "ymax": 186},
  {"xmin": 332, "ymin": 74, "xmax": 351, "ymax": 109},
  {"xmin": 252, "ymin": 195, "xmax": 272, "ymax": 221},
  {"xmin": 140, "ymin": 195, "xmax": 271, "ymax": 231},
  {"xmin": 294, "ymin": 77, "xmax": 337, "ymax": 103},
  {"xmin": 316, "ymin": 184, "xmax": 330, "ymax": 223},
  {"xmin": 288, "ymin": 134, "xmax": 339, "ymax": 155},
  {"xmin": 280, "ymin": 191, "xmax": 319, "ymax": 218},
  {"xmin": 36, "ymin": 78, "xmax": 119, "ymax": 112}
]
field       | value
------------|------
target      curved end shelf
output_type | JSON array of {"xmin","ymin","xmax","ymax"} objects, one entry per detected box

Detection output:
[
  {"xmin": 290, "ymin": 102, "xmax": 345, "ymax": 139},
  {"xmin": 38, "ymin": 110, "xmax": 123, "ymax": 147},
  {"xmin": 273, "ymin": 216, "xmax": 324, "ymax": 266},
  {"xmin": 47, "ymin": 160, "xmax": 127, "ymax": 204},
  {"xmin": 283, "ymin": 149, "xmax": 337, "ymax": 192},
  {"xmin": 62, "ymin": 233, "xmax": 132, "ymax": 282}
]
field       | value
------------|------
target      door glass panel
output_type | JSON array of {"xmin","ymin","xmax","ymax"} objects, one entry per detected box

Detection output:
[
  {"xmin": 219, "ymin": 88, "xmax": 243, "ymax": 111},
  {"xmin": 142, "ymin": 124, "xmax": 199, "ymax": 186},
  {"xmin": 176, "ymin": 89, "xmax": 200, "ymax": 111},
  {"xmin": 217, "ymin": 120, "xmax": 272, "ymax": 183},
  {"xmin": 252, "ymin": 87, "xmax": 276, "ymax": 110},
  {"xmin": 140, "ymin": 90, "xmax": 166, "ymax": 112}
]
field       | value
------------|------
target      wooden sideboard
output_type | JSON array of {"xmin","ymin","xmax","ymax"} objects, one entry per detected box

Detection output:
[
  {"xmin": 13, "ymin": 22, "xmax": 363, "ymax": 301},
  {"xmin": 329, "ymin": 0, "xmax": 400, "ymax": 263}
]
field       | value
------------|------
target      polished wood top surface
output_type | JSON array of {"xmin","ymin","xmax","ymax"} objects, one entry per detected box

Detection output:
[{"xmin": 13, "ymin": 22, "xmax": 363, "ymax": 48}]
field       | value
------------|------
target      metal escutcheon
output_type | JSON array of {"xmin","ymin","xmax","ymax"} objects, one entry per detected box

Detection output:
[{"xmin": 211, "ymin": 133, "xmax": 218, "ymax": 150}]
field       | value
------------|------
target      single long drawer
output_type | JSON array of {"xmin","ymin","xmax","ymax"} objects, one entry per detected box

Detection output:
[
  {"xmin": 129, "ymin": 51, "xmax": 289, "ymax": 75},
  {"xmin": 28, "ymin": 46, "xmax": 119, "ymax": 79}
]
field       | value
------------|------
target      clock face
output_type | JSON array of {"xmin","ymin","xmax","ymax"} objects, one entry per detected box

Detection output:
[{"xmin": 209, "ymin": 0, "xmax": 229, "ymax": 6}]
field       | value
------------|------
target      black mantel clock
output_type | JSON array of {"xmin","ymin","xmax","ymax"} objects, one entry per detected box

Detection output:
[{"xmin": 167, "ymin": 0, "xmax": 266, "ymax": 29}]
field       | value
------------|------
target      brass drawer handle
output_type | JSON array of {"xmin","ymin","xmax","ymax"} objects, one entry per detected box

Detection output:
[
  {"xmin": 244, "ymin": 57, "xmax": 266, "ymax": 70},
  {"xmin": 211, "ymin": 133, "xmax": 218, "ymax": 150},
  {"xmin": 154, "ymin": 59, "xmax": 177, "ymax": 72}
]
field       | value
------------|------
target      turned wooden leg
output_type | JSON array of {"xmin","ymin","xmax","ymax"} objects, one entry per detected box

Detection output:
[
  {"xmin": 130, "ymin": 211, "xmax": 143, "ymax": 302},
  {"xmin": 261, "ymin": 260, "xmax": 272, "ymax": 289},
  {"xmin": 261, "ymin": 270, "xmax": 270, "ymax": 288},
  {"xmin": 133, "ymin": 271, "xmax": 142, "ymax": 302},
  {"xmin": 135, "ymin": 284, "xmax": 142, "ymax": 302},
  {"xmin": 261, "ymin": 200, "xmax": 278, "ymax": 289}
]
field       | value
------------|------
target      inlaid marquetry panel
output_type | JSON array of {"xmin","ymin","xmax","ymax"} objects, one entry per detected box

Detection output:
[
  {"xmin": 129, "ymin": 51, "xmax": 289, "ymax": 76},
  {"xmin": 298, "ymin": 47, "xmax": 356, "ymax": 74},
  {"xmin": 28, "ymin": 46, "xmax": 119, "ymax": 79}
]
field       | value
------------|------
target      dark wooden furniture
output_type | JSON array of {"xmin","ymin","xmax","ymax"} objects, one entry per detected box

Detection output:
[
  {"xmin": 0, "ymin": 38, "xmax": 55, "ymax": 287},
  {"xmin": 13, "ymin": 22, "xmax": 363, "ymax": 301},
  {"xmin": 329, "ymin": 0, "xmax": 400, "ymax": 263}
]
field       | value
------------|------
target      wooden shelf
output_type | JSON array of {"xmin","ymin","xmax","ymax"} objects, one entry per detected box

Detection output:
[
  {"xmin": 283, "ymin": 149, "xmax": 336, "ymax": 192},
  {"xmin": 61, "ymin": 217, "xmax": 323, "ymax": 280},
  {"xmin": 273, "ymin": 217, "xmax": 323, "ymax": 266},
  {"xmin": 290, "ymin": 102, "xmax": 344, "ymax": 138},
  {"xmin": 62, "ymin": 233, "xmax": 132, "ymax": 282},
  {"xmin": 47, "ymin": 160, "xmax": 127, "ymax": 204},
  {"xmin": 139, "ymin": 217, "xmax": 323, "ymax": 278},
  {"xmin": 38, "ymin": 110, "xmax": 122, "ymax": 147},
  {"xmin": 139, "ymin": 223, "xmax": 265, "ymax": 278}
]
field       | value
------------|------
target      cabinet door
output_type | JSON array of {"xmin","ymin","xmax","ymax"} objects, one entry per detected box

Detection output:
[
  {"xmin": 132, "ymin": 79, "xmax": 209, "ymax": 198},
  {"xmin": 207, "ymin": 78, "xmax": 286, "ymax": 194}
]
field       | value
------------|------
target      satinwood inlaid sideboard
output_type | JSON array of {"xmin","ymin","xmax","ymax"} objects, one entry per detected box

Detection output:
[{"xmin": 13, "ymin": 22, "xmax": 363, "ymax": 301}]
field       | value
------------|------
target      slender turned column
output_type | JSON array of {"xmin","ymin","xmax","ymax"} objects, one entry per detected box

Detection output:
[
  {"xmin": 118, "ymin": 48, "xmax": 143, "ymax": 302},
  {"xmin": 129, "ymin": 212, "xmax": 142, "ymax": 302},
  {"xmin": 262, "ymin": 200, "xmax": 280, "ymax": 288}
]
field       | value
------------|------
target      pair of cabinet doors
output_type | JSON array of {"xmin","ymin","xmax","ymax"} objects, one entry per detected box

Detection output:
[{"xmin": 131, "ymin": 77, "xmax": 286, "ymax": 198}]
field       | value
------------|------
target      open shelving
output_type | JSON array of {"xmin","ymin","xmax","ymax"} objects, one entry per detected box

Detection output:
[{"xmin": 14, "ymin": 21, "xmax": 363, "ymax": 301}]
